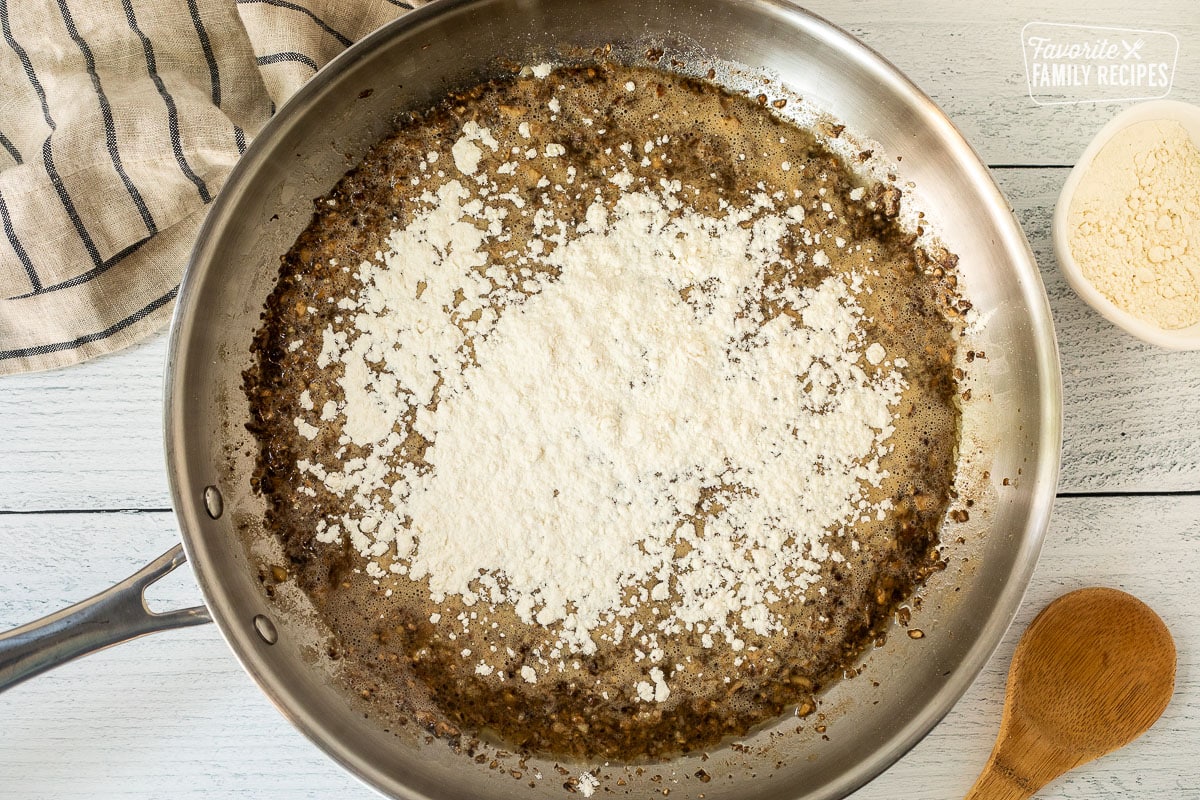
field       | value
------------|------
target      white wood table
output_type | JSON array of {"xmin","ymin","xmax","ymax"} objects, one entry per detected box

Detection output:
[{"xmin": 2, "ymin": 1, "xmax": 1198, "ymax": 798}]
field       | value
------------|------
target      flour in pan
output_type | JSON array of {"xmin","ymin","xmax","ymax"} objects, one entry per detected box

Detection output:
[
  {"xmin": 298, "ymin": 149, "xmax": 905, "ymax": 688},
  {"xmin": 247, "ymin": 61, "xmax": 964, "ymax": 759}
]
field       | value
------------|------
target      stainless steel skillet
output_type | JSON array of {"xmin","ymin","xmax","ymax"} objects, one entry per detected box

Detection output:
[{"xmin": 0, "ymin": 0, "xmax": 1061, "ymax": 798}]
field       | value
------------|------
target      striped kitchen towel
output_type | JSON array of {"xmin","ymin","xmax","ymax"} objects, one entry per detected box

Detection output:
[{"xmin": 0, "ymin": 0, "xmax": 420, "ymax": 375}]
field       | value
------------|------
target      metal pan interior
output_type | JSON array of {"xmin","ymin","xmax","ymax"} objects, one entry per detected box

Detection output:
[{"xmin": 165, "ymin": 0, "xmax": 1061, "ymax": 798}]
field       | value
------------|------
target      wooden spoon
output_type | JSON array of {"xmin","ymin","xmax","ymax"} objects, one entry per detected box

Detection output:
[{"xmin": 965, "ymin": 587, "xmax": 1176, "ymax": 800}]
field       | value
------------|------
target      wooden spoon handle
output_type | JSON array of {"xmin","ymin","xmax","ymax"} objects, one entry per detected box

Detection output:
[
  {"xmin": 963, "ymin": 757, "xmax": 1037, "ymax": 800},
  {"xmin": 964, "ymin": 716, "xmax": 1065, "ymax": 800}
]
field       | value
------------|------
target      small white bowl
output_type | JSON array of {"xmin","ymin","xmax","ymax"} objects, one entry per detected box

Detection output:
[{"xmin": 1053, "ymin": 99, "xmax": 1200, "ymax": 350}]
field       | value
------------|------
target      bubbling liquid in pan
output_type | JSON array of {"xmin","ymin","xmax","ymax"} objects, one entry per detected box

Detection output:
[{"xmin": 244, "ymin": 61, "xmax": 963, "ymax": 761}]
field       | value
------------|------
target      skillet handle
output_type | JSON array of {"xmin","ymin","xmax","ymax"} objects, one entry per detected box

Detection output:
[{"xmin": 0, "ymin": 544, "xmax": 211, "ymax": 693}]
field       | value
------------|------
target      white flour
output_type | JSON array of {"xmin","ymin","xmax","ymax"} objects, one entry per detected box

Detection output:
[
  {"xmin": 296, "ymin": 123, "xmax": 906, "ymax": 695},
  {"xmin": 1069, "ymin": 119, "xmax": 1200, "ymax": 330}
]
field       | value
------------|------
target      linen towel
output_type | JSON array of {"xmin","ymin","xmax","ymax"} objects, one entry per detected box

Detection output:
[{"xmin": 0, "ymin": 0, "xmax": 420, "ymax": 375}]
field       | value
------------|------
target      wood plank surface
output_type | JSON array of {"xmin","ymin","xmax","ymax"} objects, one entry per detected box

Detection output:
[
  {"xmin": 831, "ymin": 0, "xmax": 1200, "ymax": 167},
  {"xmin": 4, "ymin": 172, "xmax": 1200, "ymax": 511},
  {"xmin": 1000, "ymin": 168, "xmax": 1200, "ymax": 492},
  {"xmin": 2, "ymin": 2, "xmax": 1199, "ymax": 799},
  {"xmin": 1, "ymin": 497, "xmax": 1196, "ymax": 799},
  {"xmin": 1, "ymin": 333, "xmax": 172, "ymax": 512}
]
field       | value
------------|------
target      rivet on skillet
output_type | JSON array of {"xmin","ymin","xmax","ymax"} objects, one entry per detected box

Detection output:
[
  {"xmin": 253, "ymin": 614, "xmax": 279, "ymax": 645},
  {"xmin": 202, "ymin": 485, "xmax": 224, "ymax": 519}
]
